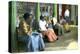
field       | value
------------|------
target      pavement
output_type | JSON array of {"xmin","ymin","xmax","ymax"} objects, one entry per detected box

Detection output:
[
  {"xmin": 44, "ymin": 26, "xmax": 78, "ymax": 51},
  {"xmin": 17, "ymin": 26, "xmax": 78, "ymax": 52}
]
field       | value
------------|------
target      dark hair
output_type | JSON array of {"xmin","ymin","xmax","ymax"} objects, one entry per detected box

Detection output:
[
  {"xmin": 40, "ymin": 15, "xmax": 44, "ymax": 20},
  {"xmin": 23, "ymin": 12, "xmax": 30, "ymax": 20}
]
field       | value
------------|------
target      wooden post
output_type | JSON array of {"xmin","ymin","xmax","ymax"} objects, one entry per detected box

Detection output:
[
  {"xmin": 52, "ymin": 4, "xmax": 57, "ymax": 18},
  {"xmin": 9, "ymin": 1, "xmax": 17, "ymax": 52},
  {"xmin": 35, "ymin": 3, "xmax": 40, "ymax": 22}
]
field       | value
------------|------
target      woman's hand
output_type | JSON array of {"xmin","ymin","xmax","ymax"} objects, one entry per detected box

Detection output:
[
  {"xmin": 45, "ymin": 24, "xmax": 48, "ymax": 29},
  {"xmin": 28, "ymin": 28, "xmax": 32, "ymax": 35}
]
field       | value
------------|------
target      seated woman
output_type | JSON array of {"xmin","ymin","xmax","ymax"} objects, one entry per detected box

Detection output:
[
  {"xmin": 18, "ymin": 13, "xmax": 33, "ymax": 51},
  {"xmin": 60, "ymin": 16, "xmax": 70, "ymax": 33},
  {"xmin": 51, "ymin": 17, "xmax": 64, "ymax": 36},
  {"xmin": 18, "ymin": 13, "xmax": 45, "ymax": 52},
  {"xmin": 39, "ymin": 15, "xmax": 58, "ymax": 42}
]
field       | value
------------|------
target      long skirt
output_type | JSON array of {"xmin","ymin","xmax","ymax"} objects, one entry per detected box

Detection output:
[{"xmin": 42, "ymin": 29, "xmax": 57, "ymax": 42}]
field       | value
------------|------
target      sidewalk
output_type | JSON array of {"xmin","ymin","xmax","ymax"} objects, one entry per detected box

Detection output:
[{"xmin": 44, "ymin": 27, "xmax": 78, "ymax": 51}]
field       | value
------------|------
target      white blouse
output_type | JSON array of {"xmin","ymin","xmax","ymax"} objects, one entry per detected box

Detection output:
[
  {"xmin": 39, "ymin": 20, "xmax": 47, "ymax": 31},
  {"xmin": 64, "ymin": 9, "xmax": 70, "ymax": 17}
]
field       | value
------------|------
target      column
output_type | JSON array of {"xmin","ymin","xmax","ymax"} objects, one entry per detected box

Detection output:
[
  {"xmin": 71, "ymin": 5, "xmax": 75, "ymax": 25},
  {"xmin": 34, "ymin": 3, "xmax": 40, "ymax": 31},
  {"xmin": 35, "ymin": 3, "xmax": 40, "ymax": 22},
  {"xmin": 52, "ymin": 4, "xmax": 57, "ymax": 18},
  {"xmin": 9, "ymin": 1, "xmax": 17, "ymax": 52}
]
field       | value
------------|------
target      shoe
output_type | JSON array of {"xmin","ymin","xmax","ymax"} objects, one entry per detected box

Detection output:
[{"xmin": 56, "ymin": 38, "xmax": 59, "ymax": 40}]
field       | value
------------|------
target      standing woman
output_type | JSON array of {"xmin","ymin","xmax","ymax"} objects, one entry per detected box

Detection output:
[
  {"xmin": 39, "ymin": 15, "xmax": 58, "ymax": 42},
  {"xmin": 64, "ymin": 7, "xmax": 71, "ymax": 32}
]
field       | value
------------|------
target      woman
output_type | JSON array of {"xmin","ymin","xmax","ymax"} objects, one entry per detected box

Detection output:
[
  {"xmin": 39, "ymin": 15, "xmax": 58, "ymax": 42},
  {"xmin": 52, "ymin": 17, "xmax": 64, "ymax": 36},
  {"xmin": 60, "ymin": 16, "xmax": 70, "ymax": 33},
  {"xmin": 19, "ymin": 13, "xmax": 32, "ymax": 36},
  {"xmin": 18, "ymin": 13, "xmax": 33, "ymax": 51},
  {"xmin": 18, "ymin": 13, "xmax": 45, "ymax": 52}
]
